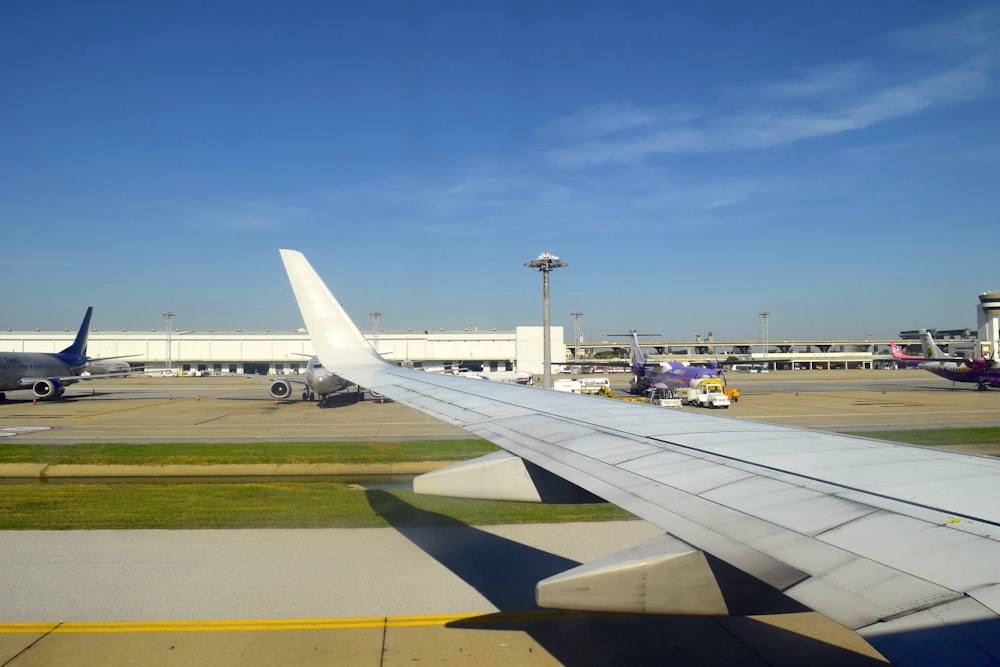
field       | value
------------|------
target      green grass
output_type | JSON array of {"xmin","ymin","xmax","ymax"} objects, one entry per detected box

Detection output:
[
  {"xmin": 0, "ymin": 482, "xmax": 633, "ymax": 530},
  {"xmin": 850, "ymin": 427, "xmax": 1000, "ymax": 453},
  {"xmin": 4, "ymin": 429, "xmax": 1000, "ymax": 530},
  {"xmin": 0, "ymin": 438, "xmax": 632, "ymax": 529},
  {"xmin": 0, "ymin": 439, "xmax": 498, "ymax": 465}
]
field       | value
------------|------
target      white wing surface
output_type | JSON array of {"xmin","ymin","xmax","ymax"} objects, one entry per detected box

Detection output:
[{"xmin": 280, "ymin": 249, "xmax": 1000, "ymax": 667}]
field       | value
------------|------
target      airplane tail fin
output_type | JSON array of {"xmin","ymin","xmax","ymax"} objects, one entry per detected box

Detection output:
[
  {"xmin": 889, "ymin": 342, "xmax": 909, "ymax": 360},
  {"xmin": 919, "ymin": 330, "xmax": 950, "ymax": 360},
  {"xmin": 60, "ymin": 307, "xmax": 93, "ymax": 356},
  {"xmin": 629, "ymin": 330, "xmax": 646, "ymax": 371}
]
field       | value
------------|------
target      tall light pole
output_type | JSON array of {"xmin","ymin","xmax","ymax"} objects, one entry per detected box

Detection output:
[
  {"xmin": 524, "ymin": 252, "xmax": 567, "ymax": 389},
  {"xmin": 162, "ymin": 311, "xmax": 175, "ymax": 372},
  {"xmin": 570, "ymin": 311, "xmax": 583, "ymax": 361},
  {"xmin": 759, "ymin": 311, "xmax": 770, "ymax": 364},
  {"xmin": 369, "ymin": 311, "xmax": 382, "ymax": 354}
]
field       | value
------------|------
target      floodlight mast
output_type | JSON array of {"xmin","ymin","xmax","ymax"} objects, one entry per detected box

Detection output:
[
  {"xmin": 162, "ymin": 311, "xmax": 175, "ymax": 372},
  {"xmin": 571, "ymin": 311, "xmax": 583, "ymax": 361},
  {"xmin": 524, "ymin": 252, "xmax": 567, "ymax": 389}
]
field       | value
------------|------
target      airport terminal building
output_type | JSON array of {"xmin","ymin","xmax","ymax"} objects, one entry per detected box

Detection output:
[
  {"xmin": 0, "ymin": 326, "xmax": 961, "ymax": 376},
  {"xmin": 4, "ymin": 292, "xmax": 998, "ymax": 376},
  {"xmin": 0, "ymin": 327, "xmax": 566, "ymax": 377}
]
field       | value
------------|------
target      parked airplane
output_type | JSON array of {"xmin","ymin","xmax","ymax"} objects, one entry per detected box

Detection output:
[
  {"xmin": 279, "ymin": 248, "xmax": 1000, "ymax": 667},
  {"xmin": 265, "ymin": 355, "xmax": 355, "ymax": 404},
  {"xmin": 919, "ymin": 329, "xmax": 968, "ymax": 360},
  {"xmin": 914, "ymin": 330, "xmax": 999, "ymax": 390},
  {"xmin": 0, "ymin": 307, "xmax": 132, "ymax": 401},
  {"xmin": 627, "ymin": 330, "xmax": 725, "ymax": 394},
  {"xmin": 439, "ymin": 366, "xmax": 533, "ymax": 385},
  {"xmin": 84, "ymin": 359, "xmax": 132, "ymax": 375},
  {"xmin": 889, "ymin": 342, "xmax": 924, "ymax": 368}
]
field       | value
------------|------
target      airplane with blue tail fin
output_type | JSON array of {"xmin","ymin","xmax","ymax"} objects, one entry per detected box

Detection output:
[{"xmin": 0, "ymin": 307, "xmax": 134, "ymax": 401}]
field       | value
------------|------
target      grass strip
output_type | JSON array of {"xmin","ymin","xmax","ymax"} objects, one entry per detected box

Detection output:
[
  {"xmin": 3, "ymin": 429, "xmax": 999, "ymax": 530},
  {"xmin": 851, "ymin": 427, "xmax": 1000, "ymax": 454},
  {"xmin": 0, "ymin": 439, "xmax": 498, "ymax": 465},
  {"xmin": 0, "ymin": 482, "xmax": 633, "ymax": 530}
]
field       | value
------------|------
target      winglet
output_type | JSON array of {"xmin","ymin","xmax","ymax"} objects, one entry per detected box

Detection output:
[{"xmin": 278, "ymin": 250, "xmax": 385, "ymax": 378}]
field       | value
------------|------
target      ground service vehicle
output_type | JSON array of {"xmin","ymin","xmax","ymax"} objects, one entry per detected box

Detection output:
[{"xmin": 683, "ymin": 382, "xmax": 731, "ymax": 408}]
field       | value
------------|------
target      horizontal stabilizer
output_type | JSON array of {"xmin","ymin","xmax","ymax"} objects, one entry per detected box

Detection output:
[
  {"xmin": 414, "ymin": 451, "xmax": 605, "ymax": 503},
  {"xmin": 536, "ymin": 534, "xmax": 728, "ymax": 615}
]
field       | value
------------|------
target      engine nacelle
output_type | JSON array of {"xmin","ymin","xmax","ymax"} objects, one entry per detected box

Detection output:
[
  {"xmin": 33, "ymin": 379, "xmax": 66, "ymax": 399},
  {"xmin": 269, "ymin": 380, "xmax": 293, "ymax": 399}
]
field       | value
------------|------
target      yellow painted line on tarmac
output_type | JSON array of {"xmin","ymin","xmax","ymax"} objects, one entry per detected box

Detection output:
[{"xmin": 0, "ymin": 611, "xmax": 589, "ymax": 634}]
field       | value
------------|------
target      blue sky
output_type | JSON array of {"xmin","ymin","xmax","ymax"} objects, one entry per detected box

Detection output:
[{"xmin": 2, "ymin": 1, "xmax": 998, "ymax": 342}]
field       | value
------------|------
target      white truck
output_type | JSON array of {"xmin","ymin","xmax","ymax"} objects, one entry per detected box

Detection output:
[
  {"xmin": 553, "ymin": 378, "xmax": 583, "ymax": 393},
  {"xmin": 646, "ymin": 387, "xmax": 682, "ymax": 407},
  {"xmin": 554, "ymin": 377, "xmax": 611, "ymax": 395},
  {"xmin": 683, "ymin": 381, "xmax": 731, "ymax": 408}
]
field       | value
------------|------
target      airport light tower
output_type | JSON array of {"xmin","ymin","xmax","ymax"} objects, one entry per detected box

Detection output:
[
  {"xmin": 369, "ymin": 311, "xmax": 382, "ymax": 354},
  {"xmin": 524, "ymin": 252, "xmax": 567, "ymax": 389},
  {"xmin": 759, "ymin": 311, "xmax": 770, "ymax": 363},
  {"xmin": 162, "ymin": 311, "xmax": 175, "ymax": 372},
  {"xmin": 571, "ymin": 311, "xmax": 583, "ymax": 361}
]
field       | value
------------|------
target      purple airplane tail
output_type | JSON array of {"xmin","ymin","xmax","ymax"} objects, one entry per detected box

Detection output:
[{"xmin": 629, "ymin": 329, "xmax": 647, "ymax": 373}]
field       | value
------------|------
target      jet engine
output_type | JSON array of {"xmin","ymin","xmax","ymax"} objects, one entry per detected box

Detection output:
[
  {"xmin": 33, "ymin": 379, "xmax": 66, "ymax": 399},
  {"xmin": 269, "ymin": 380, "xmax": 293, "ymax": 399}
]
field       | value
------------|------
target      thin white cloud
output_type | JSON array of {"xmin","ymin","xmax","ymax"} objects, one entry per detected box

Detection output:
[
  {"xmin": 543, "ymin": 102, "xmax": 700, "ymax": 140},
  {"xmin": 545, "ymin": 66, "xmax": 990, "ymax": 167},
  {"xmin": 544, "ymin": 10, "xmax": 996, "ymax": 168},
  {"xmin": 758, "ymin": 62, "xmax": 873, "ymax": 99},
  {"xmin": 890, "ymin": 5, "xmax": 1000, "ymax": 62}
]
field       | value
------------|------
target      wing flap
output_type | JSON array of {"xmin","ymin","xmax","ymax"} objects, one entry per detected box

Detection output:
[
  {"xmin": 788, "ymin": 558, "xmax": 962, "ymax": 630},
  {"xmin": 819, "ymin": 511, "xmax": 1000, "ymax": 596}
]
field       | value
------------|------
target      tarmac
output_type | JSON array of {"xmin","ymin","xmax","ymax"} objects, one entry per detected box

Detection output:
[{"xmin": 1, "ymin": 370, "xmax": 997, "ymax": 665}]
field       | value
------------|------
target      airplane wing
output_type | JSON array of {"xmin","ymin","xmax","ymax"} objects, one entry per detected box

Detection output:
[
  {"xmin": 17, "ymin": 371, "xmax": 133, "ymax": 385},
  {"xmin": 236, "ymin": 373, "xmax": 308, "ymax": 385},
  {"xmin": 280, "ymin": 249, "xmax": 1000, "ymax": 666}
]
